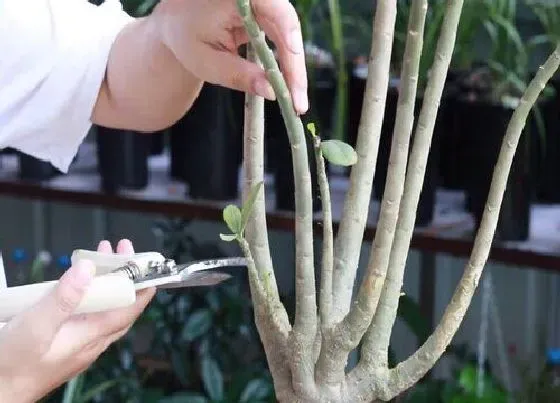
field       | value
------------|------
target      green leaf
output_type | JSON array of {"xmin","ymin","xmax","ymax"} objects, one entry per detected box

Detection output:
[
  {"xmin": 170, "ymin": 348, "xmax": 189, "ymax": 386},
  {"xmin": 397, "ymin": 294, "xmax": 431, "ymax": 344},
  {"xmin": 62, "ymin": 374, "xmax": 85, "ymax": 403},
  {"xmin": 181, "ymin": 309, "xmax": 212, "ymax": 342},
  {"xmin": 222, "ymin": 204, "xmax": 242, "ymax": 234},
  {"xmin": 306, "ymin": 122, "xmax": 317, "ymax": 137},
  {"xmin": 139, "ymin": 388, "xmax": 166, "ymax": 402},
  {"xmin": 201, "ymin": 357, "xmax": 224, "ymax": 401},
  {"xmin": 159, "ymin": 393, "xmax": 208, "ymax": 403},
  {"xmin": 320, "ymin": 139, "xmax": 358, "ymax": 166},
  {"xmin": 135, "ymin": 0, "xmax": 159, "ymax": 16},
  {"xmin": 205, "ymin": 290, "xmax": 221, "ymax": 312},
  {"xmin": 219, "ymin": 233, "xmax": 237, "ymax": 242},
  {"xmin": 404, "ymin": 380, "xmax": 446, "ymax": 403},
  {"xmin": 79, "ymin": 378, "xmax": 127, "ymax": 402},
  {"xmin": 458, "ymin": 365, "xmax": 478, "ymax": 393},
  {"xmin": 241, "ymin": 181, "xmax": 263, "ymax": 232},
  {"xmin": 239, "ymin": 379, "xmax": 272, "ymax": 402}
]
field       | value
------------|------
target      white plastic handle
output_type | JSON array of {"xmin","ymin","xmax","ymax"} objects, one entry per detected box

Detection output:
[
  {"xmin": 0, "ymin": 273, "xmax": 137, "ymax": 322},
  {"xmin": 71, "ymin": 249, "xmax": 166, "ymax": 276}
]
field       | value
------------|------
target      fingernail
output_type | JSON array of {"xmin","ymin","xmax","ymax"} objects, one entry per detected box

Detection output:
[
  {"xmin": 73, "ymin": 259, "xmax": 96, "ymax": 287},
  {"xmin": 294, "ymin": 90, "xmax": 309, "ymax": 114},
  {"xmin": 289, "ymin": 30, "xmax": 304, "ymax": 54},
  {"xmin": 116, "ymin": 238, "xmax": 134, "ymax": 254},
  {"xmin": 255, "ymin": 79, "xmax": 276, "ymax": 100}
]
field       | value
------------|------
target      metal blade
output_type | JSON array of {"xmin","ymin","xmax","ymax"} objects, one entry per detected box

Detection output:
[
  {"xmin": 133, "ymin": 257, "xmax": 246, "ymax": 290},
  {"xmin": 157, "ymin": 272, "xmax": 232, "ymax": 288},
  {"xmin": 134, "ymin": 271, "xmax": 233, "ymax": 290},
  {"xmin": 177, "ymin": 257, "xmax": 248, "ymax": 273}
]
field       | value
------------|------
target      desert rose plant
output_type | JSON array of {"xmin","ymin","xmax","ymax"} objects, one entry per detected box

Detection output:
[{"xmin": 218, "ymin": 0, "xmax": 560, "ymax": 401}]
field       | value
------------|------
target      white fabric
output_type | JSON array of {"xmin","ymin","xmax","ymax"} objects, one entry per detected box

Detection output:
[{"xmin": 0, "ymin": 0, "xmax": 133, "ymax": 172}]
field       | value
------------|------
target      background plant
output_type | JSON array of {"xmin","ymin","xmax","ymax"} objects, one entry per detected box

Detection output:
[
  {"xmin": 393, "ymin": 0, "xmax": 447, "ymax": 89},
  {"xmin": 526, "ymin": 0, "xmax": 560, "ymax": 54}
]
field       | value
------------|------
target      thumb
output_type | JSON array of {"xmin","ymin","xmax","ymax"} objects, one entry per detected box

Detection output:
[
  {"xmin": 33, "ymin": 259, "xmax": 96, "ymax": 339},
  {"xmin": 198, "ymin": 47, "xmax": 276, "ymax": 101},
  {"xmin": 0, "ymin": 260, "xmax": 95, "ymax": 359}
]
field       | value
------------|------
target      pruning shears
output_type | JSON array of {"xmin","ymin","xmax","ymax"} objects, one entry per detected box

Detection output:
[{"xmin": 0, "ymin": 249, "xmax": 247, "ymax": 322}]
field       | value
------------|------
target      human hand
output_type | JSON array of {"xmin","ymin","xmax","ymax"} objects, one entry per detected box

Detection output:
[
  {"xmin": 155, "ymin": 0, "xmax": 308, "ymax": 114},
  {"xmin": 0, "ymin": 239, "xmax": 155, "ymax": 402}
]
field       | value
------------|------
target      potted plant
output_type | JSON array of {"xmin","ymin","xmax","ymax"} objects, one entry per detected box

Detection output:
[
  {"xmin": 370, "ymin": 0, "xmax": 447, "ymax": 226},
  {"xmin": 215, "ymin": 0, "xmax": 560, "ymax": 400},
  {"xmin": 17, "ymin": 153, "xmax": 63, "ymax": 182},
  {"xmin": 526, "ymin": 0, "xmax": 560, "ymax": 203},
  {"xmin": 438, "ymin": 0, "xmax": 490, "ymax": 191},
  {"xmin": 171, "ymin": 82, "xmax": 245, "ymax": 201},
  {"xmin": 457, "ymin": 0, "xmax": 543, "ymax": 241}
]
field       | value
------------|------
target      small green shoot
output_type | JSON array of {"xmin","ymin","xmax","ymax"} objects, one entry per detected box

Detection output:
[
  {"xmin": 307, "ymin": 121, "xmax": 357, "ymax": 166},
  {"xmin": 223, "ymin": 205, "xmax": 242, "ymax": 233},
  {"xmin": 320, "ymin": 139, "xmax": 358, "ymax": 166},
  {"xmin": 220, "ymin": 182, "xmax": 264, "ymax": 242},
  {"xmin": 306, "ymin": 122, "xmax": 317, "ymax": 137}
]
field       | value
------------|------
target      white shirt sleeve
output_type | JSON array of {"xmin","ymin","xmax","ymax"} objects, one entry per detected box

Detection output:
[{"xmin": 0, "ymin": 0, "xmax": 134, "ymax": 172}]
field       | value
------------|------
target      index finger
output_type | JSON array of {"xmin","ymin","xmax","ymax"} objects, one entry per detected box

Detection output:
[{"xmin": 251, "ymin": 0, "xmax": 308, "ymax": 114}]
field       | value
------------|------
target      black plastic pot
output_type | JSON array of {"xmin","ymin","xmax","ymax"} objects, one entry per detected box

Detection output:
[
  {"xmin": 437, "ymin": 69, "xmax": 472, "ymax": 191},
  {"xmin": 535, "ymin": 76, "xmax": 560, "ymax": 203},
  {"xmin": 0, "ymin": 148, "xmax": 17, "ymax": 156},
  {"xmin": 175, "ymin": 83, "xmax": 244, "ymax": 201},
  {"xmin": 346, "ymin": 65, "xmax": 440, "ymax": 227},
  {"xmin": 459, "ymin": 98, "xmax": 532, "ymax": 241},
  {"xmin": 265, "ymin": 100, "xmax": 322, "ymax": 212},
  {"xmin": 150, "ymin": 130, "xmax": 166, "ymax": 156},
  {"xmin": 346, "ymin": 62, "xmax": 366, "ymax": 153},
  {"xmin": 438, "ymin": 95, "xmax": 464, "ymax": 190},
  {"xmin": 17, "ymin": 153, "xmax": 62, "ymax": 182},
  {"xmin": 372, "ymin": 88, "xmax": 441, "ymax": 227},
  {"xmin": 95, "ymin": 126, "xmax": 150, "ymax": 193},
  {"xmin": 307, "ymin": 66, "xmax": 337, "ymax": 137},
  {"xmin": 169, "ymin": 116, "xmax": 191, "ymax": 182}
]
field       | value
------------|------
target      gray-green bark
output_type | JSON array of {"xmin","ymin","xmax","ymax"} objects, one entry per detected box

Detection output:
[
  {"xmin": 362, "ymin": 0, "xmax": 465, "ymax": 366},
  {"xmin": 312, "ymin": 131, "xmax": 334, "ymax": 329},
  {"xmin": 240, "ymin": 44, "xmax": 294, "ymax": 402},
  {"xmin": 229, "ymin": 0, "xmax": 560, "ymax": 402},
  {"xmin": 335, "ymin": 0, "xmax": 428, "ymax": 357},
  {"xmin": 237, "ymin": 3, "xmax": 318, "ymax": 398},
  {"xmin": 330, "ymin": 0, "xmax": 397, "ymax": 324}
]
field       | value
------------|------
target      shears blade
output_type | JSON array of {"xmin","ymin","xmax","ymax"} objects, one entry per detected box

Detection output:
[{"xmin": 134, "ymin": 257, "xmax": 248, "ymax": 290}]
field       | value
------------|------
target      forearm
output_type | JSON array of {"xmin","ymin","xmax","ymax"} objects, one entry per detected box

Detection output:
[{"xmin": 91, "ymin": 15, "xmax": 203, "ymax": 132}]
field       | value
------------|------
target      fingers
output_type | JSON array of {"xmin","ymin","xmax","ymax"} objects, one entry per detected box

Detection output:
[
  {"xmin": 83, "ymin": 238, "xmax": 153, "ymax": 337},
  {"xmin": 96, "ymin": 240, "xmax": 112, "ymax": 253},
  {"xmin": 24, "ymin": 260, "xmax": 96, "ymax": 346},
  {"xmin": 46, "ymin": 287, "xmax": 155, "ymax": 362},
  {"xmin": 197, "ymin": 45, "xmax": 276, "ymax": 101},
  {"xmin": 251, "ymin": 0, "xmax": 304, "ymax": 54},
  {"xmin": 79, "ymin": 287, "xmax": 155, "ymax": 339},
  {"xmin": 116, "ymin": 239, "xmax": 134, "ymax": 255},
  {"xmin": 251, "ymin": 0, "xmax": 308, "ymax": 113},
  {"xmin": 96, "ymin": 239, "xmax": 134, "ymax": 255}
]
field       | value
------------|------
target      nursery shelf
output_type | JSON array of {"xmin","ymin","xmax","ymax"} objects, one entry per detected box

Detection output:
[{"xmin": 1, "ymin": 142, "xmax": 560, "ymax": 273}]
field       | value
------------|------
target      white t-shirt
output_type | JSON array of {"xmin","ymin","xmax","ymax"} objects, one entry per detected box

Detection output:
[{"xmin": 0, "ymin": 0, "xmax": 133, "ymax": 172}]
